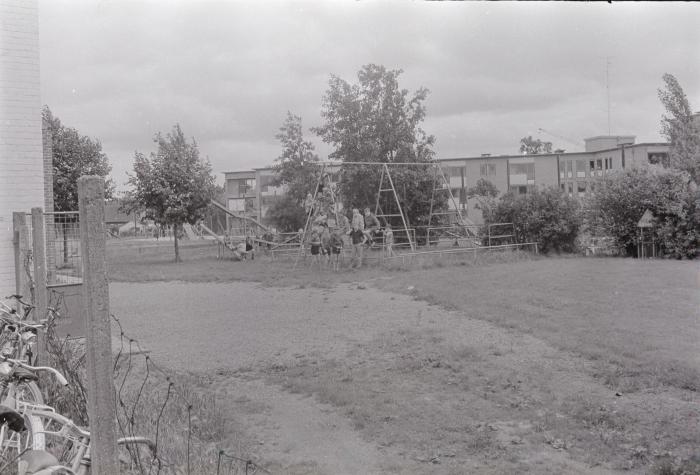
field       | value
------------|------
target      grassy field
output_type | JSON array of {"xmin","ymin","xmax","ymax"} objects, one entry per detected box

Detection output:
[{"xmin": 106, "ymin": 238, "xmax": 700, "ymax": 473}]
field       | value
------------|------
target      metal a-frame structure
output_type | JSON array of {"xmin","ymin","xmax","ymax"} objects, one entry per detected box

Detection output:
[
  {"xmin": 427, "ymin": 163, "xmax": 478, "ymax": 246},
  {"xmin": 374, "ymin": 163, "xmax": 415, "ymax": 252},
  {"xmin": 293, "ymin": 162, "xmax": 340, "ymax": 268},
  {"xmin": 294, "ymin": 161, "xmax": 417, "ymax": 267}
]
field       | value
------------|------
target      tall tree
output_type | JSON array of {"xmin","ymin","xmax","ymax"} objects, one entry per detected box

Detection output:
[
  {"xmin": 43, "ymin": 106, "xmax": 113, "ymax": 211},
  {"xmin": 519, "ymin": 136, "xmax": 552, "ymax": 155},
  {"xmin": 43, "ymin": 106, "xmax": 113, "ymax": 265},
  {"xmin": 272, "ymin": 112, "xmax": 321, "ymax": 204},
  {"xmin": 128, "ymin": 124, "xmax": 216, "ymax": 262},
  {"xmin": 267, "ymin": 112, "xmax": 321, "ymax": 231},
  {"xmin": 313, "ymin": 64, "xmax": 443, "ymax": 233},
  {"xmin": 658, "ymin": 73, "xmax": 700, "ymax": 182}
]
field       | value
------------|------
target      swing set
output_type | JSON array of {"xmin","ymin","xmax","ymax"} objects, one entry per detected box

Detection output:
[{"xmin": 293, "ymin": 160, "xmax": 479, "ymax": 267}]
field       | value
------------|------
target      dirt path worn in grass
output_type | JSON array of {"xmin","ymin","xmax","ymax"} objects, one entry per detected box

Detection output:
[{"xmin": 110, "ymin": 280, "xmax": 696, "ymax": 474}]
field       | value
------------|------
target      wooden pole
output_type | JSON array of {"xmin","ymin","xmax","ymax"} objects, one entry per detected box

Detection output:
[
  {"xmin": 31, "ymin": 208, "xmax": 48, "ymax": 364},
  {"xmin": 16, "ymin": 216, "xmax": 33, "ymax": 303},
  {"xmin": 12, "ymin": 212, "xmax": 26, "ymax": 298},
  {"xmin": 78, "ymin": 176, "xmax": 119, "ymax": 474}
]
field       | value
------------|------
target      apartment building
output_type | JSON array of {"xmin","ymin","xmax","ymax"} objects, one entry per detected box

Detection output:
[{"xmin": 223, "ymin": 135, "xmax": 670, "ymax": 227}]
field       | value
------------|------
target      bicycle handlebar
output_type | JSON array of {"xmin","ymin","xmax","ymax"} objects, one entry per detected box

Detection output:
[
  {"xmin": 4, "ymin": 294, "xmax": 34, "ymax": 309},
  {"xmin": 1, "ymin": 357, "xmax": 69, "ymax": 387},
  {"xmin": 118, "ymin": 436, "xmax": 157, "ymax": 454},
  {"xmin": 0, "ymin": 314, "xmax": 45, "ymax": 331}
]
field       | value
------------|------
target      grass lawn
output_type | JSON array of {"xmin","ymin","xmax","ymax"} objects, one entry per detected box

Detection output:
[
  {"xmin": 374, "ymin": 257, "xmax": 700, "ymax": 394},
  {"xmin": 107, "ymin": 238, "xmax": 700, "ymax": 473}
]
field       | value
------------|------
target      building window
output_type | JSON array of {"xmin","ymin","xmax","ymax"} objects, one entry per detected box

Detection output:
[
  {"xmin": 227, "ymin": 198, "xmax": 244, "ymax": 212},
  {"xmin": 567, "ymin": 183, "xmax": 573, "ymax": 196},
  {"xmin": 480, "ymin": 164, "xmax": 487, "ymax": 176},
  {"xmin": 589, "ymin": 160, "xmax": 595, "ymax": 172},
  {"xmin": 648, "ymin": 153, "xmax": 670, "ymax": 168},
  {"xmin": 560, "ymin": 183, "xmax": 566, "ymax": 192},
  {"xmin": 509, "ymin": 162, "xmax": 535, "ymax": 186},
  {"xmin": 454, "ymin": 188, "xmax": 467, "ymax": 205},
  {"xmin": 445, "ymin": 166, "xmax": 464, "ymax": 178},
  {"xmin": 577, "ymin": 182, "xmax": 586, "ymax": 197},
  {"xmin": 566, "ymin": 161, "xmax": 573, "ymax": 178},
  {"xmin": 258, "ymin": 175, "xmax": 275, "ymax": 193},
  {"xmin": 488, "ymin": 164, "xmax": 496, "ymax": 176},
  {"xmin": 239, "ymin": 178, "xmax": 256, "ymax": 196},
  {"xmin": 576, "ymin": 160, "xmax": 587, "ymax": 178},
  {"xmin": 509, "ymin": 185, "xmax": 529, "ymax": 195}
]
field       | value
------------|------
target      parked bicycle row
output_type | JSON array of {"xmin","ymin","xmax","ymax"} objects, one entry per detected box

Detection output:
[{"xmin": 0, "ymin": 294, "xmax": 155, "ymax": 475}]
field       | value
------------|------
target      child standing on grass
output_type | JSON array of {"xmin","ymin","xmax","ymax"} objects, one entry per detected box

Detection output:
[
  {"xmin": 350, "ymin": 224, "xmax": 366, "ymax": 269},
  {"xmin": 309, "ymin": 229, "xmax": 322, "ymax": 270},
  {"xmin": 320, "ymin": 224, "xmax": 332, "ymax": 269},
  {"xmin": 384, "ymin": 224, "xmax": 395, "ymax": 257},
  {"xmin": 329, "ymin": 227, "xmax": 344, "ymax": 272}
]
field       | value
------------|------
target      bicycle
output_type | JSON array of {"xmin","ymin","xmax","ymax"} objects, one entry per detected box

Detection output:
[
  {"xmin": 0, "ymin": 295, "xmax": 34, "ymax": 321},
  {"xmin": 0, "ymin": 295, "xmax": 60, "ymax": 366},
  {"xmin": 0, "ymin": 357, "xmax": 68, "ymax": 470},
  {"xmin": 15, "ymin": 408, "xmax": 156, "ymax": 475}
]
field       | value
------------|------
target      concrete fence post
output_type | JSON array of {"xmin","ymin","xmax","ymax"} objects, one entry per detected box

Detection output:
[
  {"xmin": 13, "ymin": 212, "xmax": 26, "ymax": 300},
  {"xmin": 31, "ymin": 208, "xmax": 48, "ymax": 364},
  {"xmin": 15, "ymin": 215, "xmax": 33, "ymax": 303},
  {"xmin": 78, "ymin": 176, "xmax": 119, "ymax": 474}
]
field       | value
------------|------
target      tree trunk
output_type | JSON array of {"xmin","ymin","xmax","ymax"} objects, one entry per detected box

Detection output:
[
  {"xmin": 63, "ymin": 222, "xmax": 69, "ymax": 265},
  {"xmin": 173, "ymin": 224, "xmax": 180, "ymax": 262}
]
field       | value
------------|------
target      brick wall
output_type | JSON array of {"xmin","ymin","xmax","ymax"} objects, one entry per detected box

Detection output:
[{"xmin": 0, "ymin": 0, "xmax": 45, "ymax": 294}]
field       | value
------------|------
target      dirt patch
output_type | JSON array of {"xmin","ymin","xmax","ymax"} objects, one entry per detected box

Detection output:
[{"xmin": 110, "ymin": 278, "xmax": 699, "ymax": 474}]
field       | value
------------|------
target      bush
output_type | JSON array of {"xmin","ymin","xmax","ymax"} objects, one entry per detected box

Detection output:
[
  {"xmin": 588, "ymin": 166, "xmax": 699, "ymax": 259},
  {"xmin": 265, "ymin": 195, "xmax": 307, "ymax": 233},
  {"xmin": 483, "ymin": 187, "xmax": 581, "ymax": 253}
]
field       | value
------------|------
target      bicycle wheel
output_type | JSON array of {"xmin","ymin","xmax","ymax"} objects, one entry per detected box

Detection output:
[
  {"xmin": 0, "ymin": 411, "xmax": 44, "ymax": 474},
  {"xmin": 15, "ymin": 380, "xmax": 44, "ymax": 406}
]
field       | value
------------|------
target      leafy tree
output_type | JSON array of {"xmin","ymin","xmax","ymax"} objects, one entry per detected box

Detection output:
[
  {"xmin": 266, "ymin": 112, "xmax": 322, "ymax": 232},
  {"xmin": 264, "ymin": 195, "xmax": 307, "ymax": 233},
  {"xmin": 43, "ymin": 106, "xmax": 113, "ymax": 211},
  {"xmin": 313, "ymin": 64, "xmax": 444, "ymax": 232},
  {"xmin": 468, "ymin": 178, "xmax": 499, "ymax": 199},
  {"xmin": 272, "ymin": 112, "xmax": 321, "ymax": 202},
  {"xmin": 467, "ymin": 178, "xmax": 500, "ymax": 218},
  {"xmin": 658, "ymin": 73, "xmax": 700, "ymax": 182},
  {"xmin": 483, "ymin": 187, "xmax": 581, "ymax": 253},
  {"xmin": 588, "ymin": 166, "xmax": 699, "ymax": 258},
  {"xmin": 519, "ymin": 136, "xmax": 552, "ymax": 155},
  {"xmin": 128, "ymin": 124, "xmax": 216, "ymax": 262},
  {"xmin": 43, "ymin": 106, "xmax": 113, "ymax": 264}
]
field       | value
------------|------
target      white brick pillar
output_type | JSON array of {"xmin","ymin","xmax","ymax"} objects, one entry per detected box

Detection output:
[{"xmin": 0, "ymin": 0, "xmax": 45, "ymax": 294}]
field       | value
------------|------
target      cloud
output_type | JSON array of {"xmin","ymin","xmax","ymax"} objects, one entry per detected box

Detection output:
[{"xmin": 38, "ymin": 1, "xmax": 700, "ymax": 189}]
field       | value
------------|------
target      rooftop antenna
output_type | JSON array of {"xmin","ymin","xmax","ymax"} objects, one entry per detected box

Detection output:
[{"xmin": 606, "ymin": 57, "xmax": 612, "ymax": 135}]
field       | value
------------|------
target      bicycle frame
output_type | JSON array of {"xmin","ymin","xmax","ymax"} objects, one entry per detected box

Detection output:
[{"xmin": 18, "ymin": 409, "xmax": 156, "ymax": 475}]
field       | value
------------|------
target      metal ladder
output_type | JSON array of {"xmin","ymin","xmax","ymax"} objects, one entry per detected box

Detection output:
[
  {"xmin": 293, "ymin": 163, "xmax": 343, "ymax": 267},
  {"xmin": 427, "ymin": 163, "xmax": 476, "ymax": 246},
  {"xmin": 373, "ymin": 163, "xmax": 415, "ymax": 252}
]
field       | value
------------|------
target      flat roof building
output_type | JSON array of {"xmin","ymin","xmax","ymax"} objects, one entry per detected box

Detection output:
[{"xmin": 223, "ymin": 135, "xmax": 670, "ymax": 228}]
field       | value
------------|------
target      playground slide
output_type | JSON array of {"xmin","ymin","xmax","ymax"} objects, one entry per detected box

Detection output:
[
  {"xmin": 199, "ymin": 223, "xmax": 226, "ymax": 245},
  {"xmin": 210, "ymin": 200, "xmax": 271, "ymax": 234},
  {"xmin": 182, "ymin": 223, "xmax": 199, "ymax": 240}
]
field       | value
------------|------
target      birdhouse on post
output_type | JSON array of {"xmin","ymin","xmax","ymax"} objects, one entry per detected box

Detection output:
[{"xmin": 637, "ymin": 209, "xmax": 656, "ymax": 258}]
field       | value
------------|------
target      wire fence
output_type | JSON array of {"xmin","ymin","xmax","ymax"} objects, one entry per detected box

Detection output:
[
  {"xmin": 19, "ymin": 211, "xmax": 83, "ymax": 287},
  {"xmin": 41, "ymin": 303, "xmax": 266, "ymax": 474}
]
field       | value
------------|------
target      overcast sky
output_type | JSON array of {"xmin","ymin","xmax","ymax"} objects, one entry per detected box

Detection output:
[{"xmin": 39, "ymin": 1, "xmax": 700, "ymax": 189}]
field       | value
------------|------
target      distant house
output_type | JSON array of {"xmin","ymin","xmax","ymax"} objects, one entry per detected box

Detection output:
[{"xmin": 104, "ymin": 200, "xmax": 138, "ymax": 236}]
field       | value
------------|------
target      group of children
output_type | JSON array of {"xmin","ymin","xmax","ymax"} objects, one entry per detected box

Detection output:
[{"xmin": 307, "ymin": 207, "xmax": 395, "ymax": 271}]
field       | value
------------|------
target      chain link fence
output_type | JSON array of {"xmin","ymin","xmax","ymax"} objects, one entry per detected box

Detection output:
[{"xmin": 45, "ymin": 211, "xmax": 82, "ymax": 286}]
